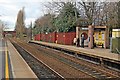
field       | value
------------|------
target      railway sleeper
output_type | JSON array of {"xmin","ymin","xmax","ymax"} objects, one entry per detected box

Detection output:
[
  {"xmin": 29, "ymin": 41, "xmax": 120, "ymax": 78},
  {"xmin": 12, "ymin": 42, "xmax": 64, "ymax": 79}
]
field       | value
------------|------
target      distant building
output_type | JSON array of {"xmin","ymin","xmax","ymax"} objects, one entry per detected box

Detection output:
[{"xmin": 3, "ymin": 29, "xmax": 16, "ymax": 37}]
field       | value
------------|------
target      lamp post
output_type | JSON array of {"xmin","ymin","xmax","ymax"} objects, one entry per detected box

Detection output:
[
  {"xmin": 30, "ymin": 22, "xmax": 33, "ymax": 40},
  {"xmin": 74, "ymin": 2, "xmax": 77, "ymax": 23}
]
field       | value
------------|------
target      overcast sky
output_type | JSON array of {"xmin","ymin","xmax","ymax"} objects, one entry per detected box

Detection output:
[{"xmin": 0, "ymin": 0, "xmax": 53, "ymax": 30}]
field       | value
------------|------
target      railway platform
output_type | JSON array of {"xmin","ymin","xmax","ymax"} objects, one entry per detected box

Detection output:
[
  {"xmin": 30, "ymin": 41, "xmax": 120, "ymax": 62},
  {"xmin": 0, "ymin": 38, "xmax": 37, "ymax": 79},
  {"xmin": 0, "ymin": 38, "xmax": 5, "ymax": 79}
]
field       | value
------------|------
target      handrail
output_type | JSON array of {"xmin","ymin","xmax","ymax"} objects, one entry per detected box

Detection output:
[{"xmin": 116, "ymin": 48, "xmax": 120, "ymax": 54}]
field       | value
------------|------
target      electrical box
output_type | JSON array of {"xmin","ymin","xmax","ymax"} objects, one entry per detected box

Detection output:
[{"xmin": 111, "ymin": 29, "xmax": 120, "ymax": 54}]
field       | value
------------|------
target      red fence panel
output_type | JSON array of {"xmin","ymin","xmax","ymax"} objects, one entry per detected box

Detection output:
[
  {"xmin": 34, "ymin": 32, "xmax": 76, "ymax": 45},
  {"xmin": 35, "ymin": 34, "xmax": 41, "ymax": 41},
  {"xmin": 46, "ymin": 34, "xmax": 49, "ymax": 42},
  {"xmin": 56, "ymin": 32, "xmax": 64, "ymax": 44},
  {"xmin": 37, "ymin": 34, "xmax": 41, "ymax": 41},
  {"xmin": 55, "ymin": 32, "xmax": 76, "ymax": 45},
  {"xmin": 41, "ymin": 33, "xmax": 45, "ymax": 41},
  {"xmin": 49, "ymin": 32, "xmax": 56, "ymax": 43},
  {"xmin": 64, "ymin": 32, "xmax": 76, "ymax": 45}
]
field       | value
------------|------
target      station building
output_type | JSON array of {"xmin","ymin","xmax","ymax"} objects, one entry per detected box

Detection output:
[{"xmin": 3, "ymin": 30, "xmax": 16, "ymax": 37}]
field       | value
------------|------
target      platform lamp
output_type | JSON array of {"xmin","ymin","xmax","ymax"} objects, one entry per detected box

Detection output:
[{"xmin": 30, "ymin": 21, "xmax": 33, "ymax": 40}]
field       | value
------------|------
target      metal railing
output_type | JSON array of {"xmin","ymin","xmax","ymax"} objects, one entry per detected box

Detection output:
[{"xmin": 116, "ymin": 48, "xmax": 120, "ymax": 54}]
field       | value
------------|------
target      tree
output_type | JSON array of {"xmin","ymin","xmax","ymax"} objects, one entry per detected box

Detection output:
[
  {"xmin": 15, "ymin": 7, "xmax": 26, "ymax": 38},
  {"xmin": 78, "ymin": 2, "xmax": 119, "ymax": 28},
  {"xmin": 117, "ymin": 1, "xmax": 120, "ymax": 28},
  {"xmin": 100, "ymin": 2, "xmax": 118, "ymax": 28},
  {"xmin": 26, "ymin": 22, "xmax": 33, "ymax": 40},
  {"xmin": 0, "ymin": 21, "xmax": 4, "ymax": 37},
  {"xmin": 38, "ymin": 1, "xmax": 119, "ymax": 34},
  {"xmin": 78, "ymin": 2, "xmax": 100, "ymax": 25},
  {"xmin": 52, "ymin": 2, "xmax": 79, "ymax": 32},
  {"xmin": 33, "ymin": 13, "xmax": 55, "ymax": 35}
]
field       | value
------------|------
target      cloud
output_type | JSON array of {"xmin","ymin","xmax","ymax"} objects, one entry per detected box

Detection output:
[
  {"xmin": 0, "ymin": 0, "xmax": 46, "ymax": 30},
  {"xmin": 1, "ymin": 0, "xmax": 88, "ymax": 31},
  {"xmin": 0, "ymin": 4, "xmax": 17, "ymax": 10},
  {"xmin": 0, "ymin": 16, "xmax": 16, "ymax": 22},
  {"xmin": 0, "ymin": 0, "xmax": 53, "ymax": 3},
  {"xmin": 0, "ymin": 15, "xmax": 17, "ymax": 29},
  {"xmin": 25, "ymin": 18, "xmax": 36, "ymax": 26}
]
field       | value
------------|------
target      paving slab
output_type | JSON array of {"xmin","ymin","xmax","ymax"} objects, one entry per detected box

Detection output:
[
  {"xmin": 7, "ymin": 40, "xmax": 37, "ymax": 78},
  {"xmin": 32, "ymin": 40, "xmax": 120, "ymax": 61}
]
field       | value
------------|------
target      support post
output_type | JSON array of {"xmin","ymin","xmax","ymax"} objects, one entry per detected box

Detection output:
[
  {"xmin": 76, "ymin": 27, "xmax": 80, "ymax": 39},
  {"xmin": 88, "ymin": 25, "xmax": 94, "ymax": 49},
  {"xmin": 76, "ymin": 26, "xmax": 80, "ymax": 46},
  {"xmin": 104, "ymin": 26, "xmax": 109, "ymax": 49}
]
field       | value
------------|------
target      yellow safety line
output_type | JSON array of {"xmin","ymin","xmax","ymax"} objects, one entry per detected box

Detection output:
[{"xmin": 5, "ymin": 44, "xmax": 9, "ymax": 79}]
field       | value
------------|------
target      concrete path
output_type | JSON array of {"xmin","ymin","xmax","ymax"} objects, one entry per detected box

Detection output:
[{"xmin": 0, "ymin": 37, "xmax": 5, "ymax": 79}]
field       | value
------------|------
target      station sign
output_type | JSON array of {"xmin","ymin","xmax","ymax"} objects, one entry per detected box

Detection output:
[{"xmin": 81, "ymin": 27, "xmax": 88, "ymax": 30}]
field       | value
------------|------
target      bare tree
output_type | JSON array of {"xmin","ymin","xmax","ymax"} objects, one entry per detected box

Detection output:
[
  {"xmin": 0, "ymin": 21, "xmax": 4, "ymax": 37},
  {"xmin": 33, "ymin": 13, "xmax": 55, "ymax": 34},
  {"xmin": 78, "ymin": 1, "xmax": 100, "ymax": 25},
  {"xmin": 99, "ymin": 2, "xmax": 118, "ymax": 28},
  {"xmin": 78, "ymin": 1, "xmax": 118, "ymax": 28},
  {"xmin": 44, "ymin": 2, "xmax": 66, "ymax": 15},
  {"xmin": 15, "ymin": 7, "xmax": 26, "ymax": 38},
  {"xmin": 43, "ymin": 1, "xmax": 118, "ymax": 29}
]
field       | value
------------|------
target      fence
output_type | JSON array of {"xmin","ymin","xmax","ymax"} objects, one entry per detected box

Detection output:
[{"xmin": 34, "ymin": 32, "xmax": 76, "ymax": 45}]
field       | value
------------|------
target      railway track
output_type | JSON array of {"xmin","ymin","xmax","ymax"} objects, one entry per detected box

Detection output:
[
  {"xmin": 11, "ymin": 41, "xmax": 64, "ymax": 79},
  {"xmin": 10, "ymin": 39, "xmax": 93, "ymax": 79},
  {"xmin": 29, "ymin": 42, "xmax": 120, "ymax": 79},
  {"xmin": 10, "ymin": 38, "xmax": 120, "ymax": 79}
]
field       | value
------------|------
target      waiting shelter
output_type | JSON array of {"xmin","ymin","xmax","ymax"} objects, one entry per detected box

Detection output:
[{"xmin": 76, "ymin": 25, "xmax": 109, "ymax": 49}]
